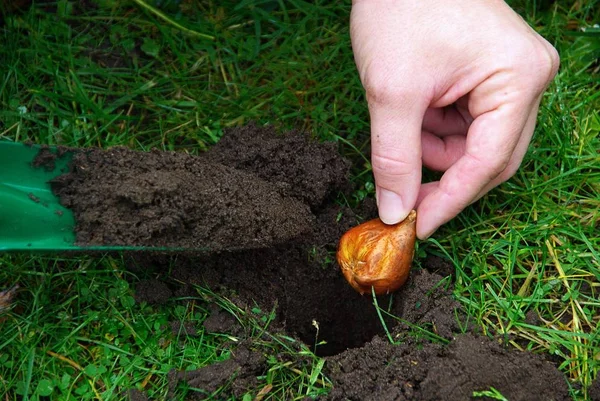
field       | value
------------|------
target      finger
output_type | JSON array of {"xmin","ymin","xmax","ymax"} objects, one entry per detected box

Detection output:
[
  {"xmin": 369, "ymin": 95, "xmax": 428, "ymax": 225},
  {"xmin": 471, "ymin": 101, "xmax": 540, "ymax": 200},
  {"xmin": 416, "ymin": 104, "xmax": 539, "ymax": 235},
  {"xmin": 421, "ymin": 131, "xmax": 466, "ymax": 172},
  {"xmin": 416, "ymin": 103, "xmax": 527, "ymax": 239},
  {"xmin": 422, "ymin": 104, "xmax": 472, "ymax": 136},
  {"xmin": 415, "ymin": 181, "xmax": 438, "ymax": 206}
]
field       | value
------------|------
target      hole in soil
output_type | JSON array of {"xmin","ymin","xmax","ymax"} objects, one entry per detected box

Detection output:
[
  {"xmin": 144, "ymin": 247, "xmax": 390, "ymax": 357},
  {"xmin": 278, "ymin": 259, "xmax": 391, "ymax": 357},
  {"xmin": 287, "ymin": 292, "xmax": 388, "ymax": 357}
]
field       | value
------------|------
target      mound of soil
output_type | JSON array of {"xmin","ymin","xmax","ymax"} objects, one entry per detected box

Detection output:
[
  {"xmin": 46, "ymin": 124, "xmax": 348, "ymax": 250},
  {"xmin": 42, "ymin": 124, "xmax": 571, "ymax": 400},
  {"xmin": 204, "ymin": 124, "xmax": 351, "ymax": 209},
  {"xmin": 326, "ymin": 332, "xmax": 569, "ymax": 401}
]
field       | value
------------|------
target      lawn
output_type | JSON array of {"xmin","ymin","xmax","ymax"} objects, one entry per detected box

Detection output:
[{"xmin": 0, "ymin": 0, "xmax": 599, "ymax": 400}]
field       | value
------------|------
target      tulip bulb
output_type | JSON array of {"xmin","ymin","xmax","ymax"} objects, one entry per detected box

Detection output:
[{"xmin": 337, "ymin": 210, "xmax": 417, "ymax": 295}]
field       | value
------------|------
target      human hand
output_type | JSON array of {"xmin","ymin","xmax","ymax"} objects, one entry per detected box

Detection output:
[{"xmin": 350, "ymin": 0, "xmax": 559, "ymax": 239}]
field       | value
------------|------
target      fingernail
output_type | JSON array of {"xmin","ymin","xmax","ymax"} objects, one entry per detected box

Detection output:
[{"xmin": 377, "ymin": 188, "xmax": 407, "ymax": 225}]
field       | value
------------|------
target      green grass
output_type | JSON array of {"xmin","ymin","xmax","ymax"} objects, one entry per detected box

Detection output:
[
  {"xmin": 0, "ymin": 254, "xmax": 330, "ymax": 400},
  {"xmin": 1, "ymin": 0, "xmax": 599, "ymax": 399}
]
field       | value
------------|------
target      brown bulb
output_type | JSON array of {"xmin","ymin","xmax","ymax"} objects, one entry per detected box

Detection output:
[{"xmin": 337, "ymin": 210, "xmax": 417, "ymax": 295}]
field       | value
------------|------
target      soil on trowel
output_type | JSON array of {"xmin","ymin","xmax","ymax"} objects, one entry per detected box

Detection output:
[
  {"xmin": 60, "ymin": 123, "xmax": 569, "ymax": 400},
  {"xmin": 47, "ymin": 124, "xmax": 349, "ymax": 250}
]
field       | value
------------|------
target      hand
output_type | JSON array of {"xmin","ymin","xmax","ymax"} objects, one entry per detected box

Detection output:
[{"xmin": 350, "ymin": 0, "xmax": 559, "ymax": 239}]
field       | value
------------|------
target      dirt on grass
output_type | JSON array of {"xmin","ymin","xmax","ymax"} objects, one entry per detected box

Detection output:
[{"xmin": 42, "ymin": 124, "xmax": 571, "ymax": 400}]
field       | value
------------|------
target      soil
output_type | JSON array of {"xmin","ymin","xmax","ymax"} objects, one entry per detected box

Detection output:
[
  {"xmin": 167, "ymin": 343, "xmax": 265, "ymax": 400},
  {"xmin": 590, "ymin": 378, "xmax": 600, "ymax": 401},
  {"xmin": 31, "ymin": 145, "xmax": 70, "ymax": 172},
  {"xmin": 42, "ymin": 124, "xmax": 572, "ymax": 400},
  {"xmin": 133, "ymin": 254, "xmax": 570, "ymax": 401},
  {"xmin": 48, "ymin": 124, "xmax": 348, "ymax": 251},
  {"xmin": 326, "ymin": 333, "xmax": 569, "ymax": 401}
]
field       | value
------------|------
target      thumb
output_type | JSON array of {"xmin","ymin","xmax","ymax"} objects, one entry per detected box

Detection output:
[{"xmin": 369, "ymin": 96, "xmax": 426, "ymax": 225}]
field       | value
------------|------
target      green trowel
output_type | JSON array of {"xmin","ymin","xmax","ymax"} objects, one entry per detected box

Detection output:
[{"xmin": 0, "ymin": 141, "xmax": 149, "ymax": 251}]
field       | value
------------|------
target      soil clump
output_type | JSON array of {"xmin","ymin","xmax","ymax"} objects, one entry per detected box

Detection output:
[{"xmin": 167, "ymin": 344, "xmax": 264, "ymax": 400}]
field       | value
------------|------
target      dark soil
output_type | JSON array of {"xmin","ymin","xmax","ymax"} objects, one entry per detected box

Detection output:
[
  {"xmin": 326, "ymin": 332, "xmax": 569, "ymax": 401},
  {"xmin": 201, "ymin": 304, "xmax": 239, "ymax": 335},
  {"xmin": 167, "ymin": 344, "xmax": 264, "ymax": 400},
  {"xmin": 590, "ymin": 377, "xmax": 600, "ymax": 401},
  {"xmin": 133, "ymin": 254, "xmax": 570, "ymax": 401},
  {"xmin": 203, "ymin": 124, "xmax": 351, "ymax": 209},
  {"xmin": 127, "ymin": 389, "xmax": 148, "ymax": 401},
  {"xmin": 49, "ymin": 124, "xmax": 348, "ymax": 251},
  {"xmin": 134, "ymin": 279, "xmax": 172, "ymax": 305},
  {"xmin": 44, "ymin": 124, "xmax": 571, "ymax": 400},
  {"xmin": 31, "ymin": 145, "xmax": 70, "ymax": 172}
]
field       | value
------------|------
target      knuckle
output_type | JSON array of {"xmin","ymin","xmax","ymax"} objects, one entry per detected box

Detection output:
[
  {"xmin": 522, "ymin": 41, "xmax": 560, "ymax": 87},
  {"xmin": 508, "ymin": 37, "xmax": 560, "ymax": 92},
  {"xmin": 469, "ymin": 151, "xmax": 509, "ymax": 181},
  {"xmin": 546, "ymin": 45, "xmax": 561, "ymax": 79},
  {"xmin": 535, "ymin": 42, "xmax": 560, "ymax": 83},
  {"xmin": 362, "ymin": 61, "xmax": 417, "ymax": 106},
  {"xmin": 371, "ymin": 152, "xmax": 416, "ymax": 179},
  {"xmin": 497, "ymin": 160, "xmax": 521, "ymax": 183},
  {"xmin": 364, "ymin": 75, "xmax": 396, "ymax": 106},
  {"xmin": 487, "ymin": 160, "xmax": 509, "ymax": 180}
]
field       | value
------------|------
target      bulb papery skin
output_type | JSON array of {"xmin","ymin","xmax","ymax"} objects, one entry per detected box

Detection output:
[{"xmin": 336, "ymin": 210, "xmax": 417, "ymax": 295}]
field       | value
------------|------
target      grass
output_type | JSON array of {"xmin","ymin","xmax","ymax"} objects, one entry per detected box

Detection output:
[{"xmin": 0, "ymin": 0, "xmax": 599, "ymax": 399}]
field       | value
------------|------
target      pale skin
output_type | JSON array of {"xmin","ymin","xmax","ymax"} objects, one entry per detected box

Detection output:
[{"xmin": 350, "ymin": 0, "xmax": 560, "ymax": 239}]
